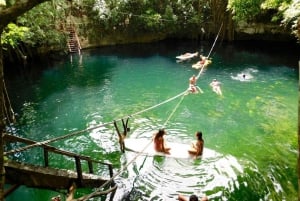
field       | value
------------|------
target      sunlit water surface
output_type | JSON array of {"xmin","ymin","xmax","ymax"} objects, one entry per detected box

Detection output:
[{"xmin": 5, "ymin": 41, "xmax": 299, "ymax": 201}]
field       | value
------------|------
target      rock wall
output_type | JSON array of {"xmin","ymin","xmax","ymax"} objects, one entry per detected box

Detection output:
[{"xmin": 234, "ymin": 21, "xmax": 294, "ymax": 41}]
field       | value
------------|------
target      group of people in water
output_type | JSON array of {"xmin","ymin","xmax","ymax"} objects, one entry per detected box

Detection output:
[
  {"xmin": 188, "ymin": 74, "xmax": 222, "ymax": 95},
  {"xmin": 178, "ymin": 52, "xmax": 222, "ymax": 96},
  {"xmin": 153, "ymin": 129, "xmax": 204, "ymax": 157},
  {"xmin": 153, "ymin": 129, "xmax": 208, "ymax": 200}
]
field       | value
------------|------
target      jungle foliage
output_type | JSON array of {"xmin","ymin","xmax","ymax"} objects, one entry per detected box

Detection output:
[
  {"xmin": 227, "ymin": 0, "xmax": 299, "ymax": 37},
  {"xmin": 0, "ymin": 0, "xmax": 299, "ymax": 58}
]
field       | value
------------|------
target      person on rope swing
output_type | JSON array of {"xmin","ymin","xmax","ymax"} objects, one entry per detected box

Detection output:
[
  {"xmin": 188, "ymin": 131, "xmax": 204, "ymax": 157},
  {"xmin": 188, "ymin": 75, "xmax": 203, "ymax": 94},
  {"xmin": 153, "ymin": 129, "xmax": 171, "ymax": 154},
  {"xmin": 199, "ymin": 55, "xmax": 212, "ymax": 68}
]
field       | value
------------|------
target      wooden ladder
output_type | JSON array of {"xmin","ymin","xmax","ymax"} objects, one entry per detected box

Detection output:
[{"xmin": 67, "ymin": 25, "xmax": 81, "ymax": 54}]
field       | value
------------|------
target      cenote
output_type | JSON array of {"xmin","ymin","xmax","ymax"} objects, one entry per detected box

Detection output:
[{"xmin": 4, "ymin": 40, "xmax": 299, "ymax": 201}]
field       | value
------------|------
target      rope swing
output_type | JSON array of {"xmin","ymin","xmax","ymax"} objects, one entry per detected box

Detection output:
[{"xmin": 196, "ymin": 22, "xmax": 223, "ymax": 80}]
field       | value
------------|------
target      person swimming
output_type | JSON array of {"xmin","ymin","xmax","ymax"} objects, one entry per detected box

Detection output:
[{"xmin": 209, "ymin": 79, "xmax": 222, "ymax": 95}]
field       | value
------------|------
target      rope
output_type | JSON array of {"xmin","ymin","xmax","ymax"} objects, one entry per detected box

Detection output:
[
  {"xmin": 130, "ymin": 90, "xmax": 188, "ymax": 117},
  {"xmin": 196, "ymin": 22, "xmax": 223, "ymax": 80},
  {"xmin": 81, "ymin": 139, "xmax": 154, "ymax": 201},
  {"xmin": 84, "ymin": 92, "xmax": 188, "ymax": 200},
  {"xmin": 163, "ymin": 93, "xmax": 186, "ymax": 128},
  {"xmin": 4, "ymin": 89, "xmax": 188, "ymax": 155},
  {"xmin": 79, "ymin": 23, "xmax": 223, "ymax": 201},
  {"xmin": 3, "ymin": 79, "xmax": 15, "ymax": 123}
]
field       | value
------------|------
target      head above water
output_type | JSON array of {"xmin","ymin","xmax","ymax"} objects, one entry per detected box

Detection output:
[
  {"xmin": 196, "ymin": 131, "xmax": 203, "ymax": 140},
  {"xmin": 189, "ymin": 194, "xmax": 199, "ymax": 201},
  {"xmin": 157, "ymin": 129, "xmax": 166, "ymax": 137}
]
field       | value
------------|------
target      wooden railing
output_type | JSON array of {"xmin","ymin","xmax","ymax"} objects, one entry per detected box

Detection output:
[{"xmin": 3, "ymin": 134, "xmax": 115, "ymax": 189}]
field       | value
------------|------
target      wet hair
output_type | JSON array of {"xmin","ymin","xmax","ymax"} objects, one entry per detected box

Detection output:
[
  {"xmin": 158, "ymin": 129, "xmax": 165, "ymax": 135},
  {"xmin": 155, "ymin": 129, "xmax": 165, "ymax": 140},
  {"xmin": 196, "ymin": 131, "xmax": 202, "ymax": 140},
  {"xmin": 189, "ymin": 194, "xmax": 199, "ymax": 201}
]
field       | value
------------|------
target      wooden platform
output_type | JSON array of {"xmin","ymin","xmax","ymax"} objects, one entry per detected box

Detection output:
[
  {"xmin": 3, "ymin": 134, "xmax": 115, "ymax": 194},
  {"xmin": 4, "ymin": 160, "xmax": 108, "ymax": 190}
]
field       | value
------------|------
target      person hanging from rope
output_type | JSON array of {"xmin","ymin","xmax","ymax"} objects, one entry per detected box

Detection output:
[
  {"xmin": 188, "ymin": 75, "xmax": 203, "ymax": 94},
  {"xmin": 199, "ymin": 55, "xmax": 212, "ymax": 68},
  {"xmin": 114, "ymin": 118, "xmax": 130, "ymax": 153},
  {"xmin": 192, "ymin": 55, "xmax": 212, "ymax": 70},
  {"xmin": 153, "ymin": 129, "xmax": 171, "ymax": 154},
  {"xmin": 209, "ymin": 79, "xmax": 222, "ymax": 95}
]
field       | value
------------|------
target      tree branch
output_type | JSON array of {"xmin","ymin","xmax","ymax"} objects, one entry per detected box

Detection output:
[{"xmin": 0, "ymin": 0, "xmax": 50, "ymax": 29}]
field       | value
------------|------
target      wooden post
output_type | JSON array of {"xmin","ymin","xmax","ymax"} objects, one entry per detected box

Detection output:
[
  {"xmin": 108, "ymin": 164, "xmax": 113, "ymax": 178},
  {"xmin": 43, "ymin": 148, "xmax": 49, "ymax": 167},
  {"xmin": 88, "ymin": 160, "xmax": 93, "ymax": 174},
  {"xmin": 75, "ymin": 156, "xmax": 82, "ymax": 187}
]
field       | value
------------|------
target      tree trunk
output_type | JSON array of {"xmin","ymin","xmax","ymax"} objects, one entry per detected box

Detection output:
[
  {"xmin": 209, "ymin": 0, "xmax": 235, "ymax": 41},
  {"xmin": 0, "ymin": 30, "xmax": 5, "ymax": 201},
  {"xmin": 0, "ymin": 1, "xmax": 52, "ymax": 200},
  {"xmin": 298, "ymin": 60, "xmax": 300, "ymax": 201}
]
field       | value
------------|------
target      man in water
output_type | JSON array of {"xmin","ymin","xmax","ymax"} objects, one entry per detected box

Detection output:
[
  {"xmin": 178, "ymin": 194, "xmax": 209, "ymax": 201},
  {"xmin": 209, "ymin": 79, "xmax": 222, "ymax": 95},
  {"xmin": 188, "ymin": 75, "xmax": 203, "ymax": 94}
]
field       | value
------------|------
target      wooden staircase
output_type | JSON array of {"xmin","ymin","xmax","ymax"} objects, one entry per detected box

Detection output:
[
  {"xmin": 3, "ymin": 134, "xmax": 116, "ymax": 200},
  {"xmin": 67, "ymin": 25, "xmax": 81, "ymax": 54}
]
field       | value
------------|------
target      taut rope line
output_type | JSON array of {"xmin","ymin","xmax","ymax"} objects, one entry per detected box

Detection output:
[
  {"xmin": 196, "ymin": 22, "xmax": 223, "ymax": 80},
  {"xmin": 4, "ymin": 89, "xmax": 188, "ymax": 155},
  {"xmin": 130, "ymin": 89, "xmax": 188, "ymax": 117},
  {"xmin": 163, "ymin": 92, "xmax": 186, "ymax": 127}
]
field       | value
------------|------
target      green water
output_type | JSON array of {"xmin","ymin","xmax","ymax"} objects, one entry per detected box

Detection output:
[{"xmin": 5, "ymin": 41, "xmax": 299, "ymax": 201}]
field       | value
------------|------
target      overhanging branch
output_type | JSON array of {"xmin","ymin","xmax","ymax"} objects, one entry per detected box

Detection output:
[{"xmin": 0, "ymin": 0, "xmax": 50, "ymax": 29}]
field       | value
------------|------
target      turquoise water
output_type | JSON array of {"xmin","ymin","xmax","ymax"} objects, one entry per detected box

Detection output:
[{"xmin": 5, "ymin": 41, "xmax": 299, "ymax": 201}]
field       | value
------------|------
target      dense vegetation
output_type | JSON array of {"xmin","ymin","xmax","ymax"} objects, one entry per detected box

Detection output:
[{"xmin": 0, "ymin": 0, "xmax": 299, "ymax": 61}]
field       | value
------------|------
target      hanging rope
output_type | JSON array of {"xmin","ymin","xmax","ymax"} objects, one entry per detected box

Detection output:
[
  {"xmin": 3, "ymin": 79, "xmax": 16, "ymax": 124},
  {"xmin": 196, "ymin": 22, "xmax": 223, "ymax": 80}
]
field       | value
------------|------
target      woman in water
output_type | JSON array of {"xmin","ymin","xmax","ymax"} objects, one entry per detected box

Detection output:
[
  {"xmin": 153, "ymin": 129, "xmax": 171, "ymax": 154},
  {"xmin": 188, "ymin": 131, "xmax": 204, "ymax": 156}
]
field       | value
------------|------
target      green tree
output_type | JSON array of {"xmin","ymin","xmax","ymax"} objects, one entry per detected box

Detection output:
[
  {"xmin": 0, "ymin": 1, "xmax": 54, "ymax": 200},
  {"xmin": 1, "ymin": 23, "xmax": 29, "ymax": 49},
  {"xmin": 281, "ymin": 0, "xmax": 300, "ymax": 40},
  {"xmin": 227, "ymin": 0, "xmax": 300, "ymax": 41}
]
